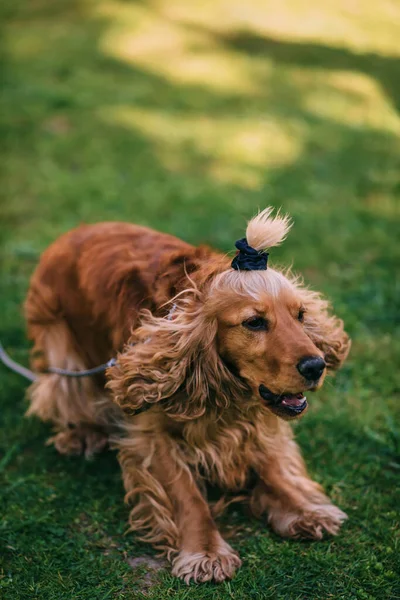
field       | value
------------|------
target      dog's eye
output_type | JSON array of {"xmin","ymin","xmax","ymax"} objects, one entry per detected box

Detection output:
[
  {"xmin": 298, "ymin": 308, "xmax": 306, "ymax": 322},
  {"xmin": 242, "ymin": 317, "xmax": 268, "ymax": 331}
]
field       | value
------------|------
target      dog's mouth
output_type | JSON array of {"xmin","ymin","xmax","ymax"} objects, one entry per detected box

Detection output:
[{"xmin": 259, "ymin": 384, "xmax": 308, "ymax": 418}]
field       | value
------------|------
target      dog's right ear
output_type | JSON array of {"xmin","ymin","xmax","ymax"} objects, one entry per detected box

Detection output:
[
  {"xmin": 106, "ymin": 323, "xmax": 189, "ymax": 416},
  {"xmin": 106, "ymin": 291, "xmax": 246, "ymax": 419}
]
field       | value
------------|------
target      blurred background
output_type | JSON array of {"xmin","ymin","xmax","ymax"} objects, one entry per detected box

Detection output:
[{"xmin": 1, "ymin": 1, "xmax": 399, "ymax": 599}]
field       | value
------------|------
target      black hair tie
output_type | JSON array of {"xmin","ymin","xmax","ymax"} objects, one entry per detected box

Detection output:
[{"xmin": 231, "ymin": 238, "xmax": 269, "ymax": 271}]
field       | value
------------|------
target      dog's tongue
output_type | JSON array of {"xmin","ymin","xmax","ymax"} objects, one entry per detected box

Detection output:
[{"xmin": 281, "ymin": 393, "xmax": 305, "ymax": 408}]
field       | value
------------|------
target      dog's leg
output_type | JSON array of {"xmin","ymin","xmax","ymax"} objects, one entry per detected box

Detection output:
[
  {"xmin": 250, "ymin": 426, "xmax": 347, "ymax": 539},
  {"xmin": 118, "ymin": 428, "xmax": 241, "ymax": 583},
  {"xmin": 26, "ymin": 321, "xmax": 121, "ymax": 458}
]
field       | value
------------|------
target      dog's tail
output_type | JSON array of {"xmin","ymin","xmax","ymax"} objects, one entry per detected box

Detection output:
[{"xmin": 246, "ymin": 207, "xmax": 292, "ymax": 251}]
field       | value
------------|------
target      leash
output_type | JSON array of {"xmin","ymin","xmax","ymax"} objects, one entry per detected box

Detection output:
[
  {"xmin": 0, "ymin": 303, "xmax": 177, "ymax": 382},
  {"xmin": 0, "ymin": 342, "xmax": 156, "ymax": 419},
  {"xmin": 0, "ymin": 342, "xmax": 37, "ymax": 382},
  {"xmin": 0, "ymin": 342, "xmax": 118, "ymax": 382},
  {"xmin": 0, "ymin": 302, "xmax": 179, "ymax": 419}
]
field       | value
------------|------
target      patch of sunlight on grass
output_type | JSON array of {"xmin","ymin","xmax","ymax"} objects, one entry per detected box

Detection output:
[
  {"xmin": 96, "ymin": 1, "xmax": 259, "ymax": 94},
  {"xmin": 157, "ymin": 0, "xmax": 400, "ymax": 56},
  {"xmin": 302, "ymin": 71, "xmax": 400, "ymax": 132},
  {"xmin": 99, "ymin": 106, "xmax": 302, "ymax": 189}
]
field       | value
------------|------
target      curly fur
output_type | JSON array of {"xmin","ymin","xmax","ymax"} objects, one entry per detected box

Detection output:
[{"xmin": 24, "ymin": 209, "xmax": 350, "ymax": 584}]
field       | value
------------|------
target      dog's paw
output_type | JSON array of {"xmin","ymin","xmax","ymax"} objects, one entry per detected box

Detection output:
[
  {"xmin": 172, "ymin": 542, "xmax": 241, "ymax": 584},
  {"xmin": 47, "ymin": 426, "xmax": 108, "ymax": 459},
  {"xmin": 269, "ymin": 504, "xmax": 347, "ymax": 540}
]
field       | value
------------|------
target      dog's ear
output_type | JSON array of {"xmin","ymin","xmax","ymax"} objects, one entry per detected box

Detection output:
[
  {"xmin": 107, "ymin": 296, "xmax": 244, "ymax": 419},
  {"xmin": 299, "ymin": 288, "xmax": 351, "ymax": 371},
  {"xmin": 106, "ymin": 332, "xmax": 189, "ymax": 416}
]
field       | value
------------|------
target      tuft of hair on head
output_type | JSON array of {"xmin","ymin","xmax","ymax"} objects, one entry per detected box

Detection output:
[{"xmin": 246, "ymin": 207, "xmax": 292, "ymax": 251}]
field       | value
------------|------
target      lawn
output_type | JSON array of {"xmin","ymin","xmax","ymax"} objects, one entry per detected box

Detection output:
[{"xmin": 1, "ymin": 1, "xmax": 399, "ymax": 598}]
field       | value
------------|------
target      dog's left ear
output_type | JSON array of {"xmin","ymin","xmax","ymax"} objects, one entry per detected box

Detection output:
[{"xmin": 299, "ymin": 288, "xmax": 351, "ymax": 371}]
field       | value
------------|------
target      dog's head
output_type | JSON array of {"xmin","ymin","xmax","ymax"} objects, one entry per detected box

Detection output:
[
  {"xmin": 202, "ymin": 209, "xmax": 350, "ymax": 420},
  {"xmin": 212, "ymin": 288, "xmax": 326, "ymax": 420},
  {"xmin": 108, "ymin": 208, "xmax": 350, "ymax": 421}
]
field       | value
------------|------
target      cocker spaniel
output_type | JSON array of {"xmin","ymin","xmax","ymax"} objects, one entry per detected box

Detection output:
[{"xmin": 25, "ymin": 208, "xmax": 350, "ymax": 583}]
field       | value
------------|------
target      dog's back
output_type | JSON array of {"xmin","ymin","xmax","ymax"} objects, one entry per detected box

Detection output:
[
  {"xmin": 23, "ymin": 221, "xmax": 206, "ymax": 454},
  {"xmin": 25, "ymin": 222, "xmax": 197, "ymax": 358},
  {"xmin": 60, "ymin": 221, "xmax": 196, "ymax": 334}
]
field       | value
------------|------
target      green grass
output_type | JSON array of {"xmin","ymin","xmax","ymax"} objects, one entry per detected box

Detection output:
[{"xmin": 1, "ymin": 1, "xmax": 400, "ymax": 598}]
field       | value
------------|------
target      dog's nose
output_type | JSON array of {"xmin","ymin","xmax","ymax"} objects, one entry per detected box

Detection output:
[{"xmin": 297, "ymin": 356, "xmax": 326, "ymax": 381}]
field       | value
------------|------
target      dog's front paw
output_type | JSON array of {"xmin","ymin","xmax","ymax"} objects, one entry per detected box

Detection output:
[
  {"xmin": 172, "ymin": 541, "xmax": 241, "ymax": 584},
  {"xmin": 269, "ymin": 504, "xmax": 347, "ymax": 540}
]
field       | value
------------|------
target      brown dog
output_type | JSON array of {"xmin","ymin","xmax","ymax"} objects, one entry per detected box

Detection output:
[{"xmin": 25, "ymin": 208, "xmax": 350, "ymax": 583}]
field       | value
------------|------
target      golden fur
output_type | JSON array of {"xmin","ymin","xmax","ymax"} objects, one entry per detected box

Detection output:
[{"xmin": 24, "ymin": 209, "xmax": 350, "ymax": 583}]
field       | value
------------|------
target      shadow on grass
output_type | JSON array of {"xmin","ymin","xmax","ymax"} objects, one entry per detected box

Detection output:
[{"xmin": 209, "ymin": 28, "xmax": 400, "ymax": 115}]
